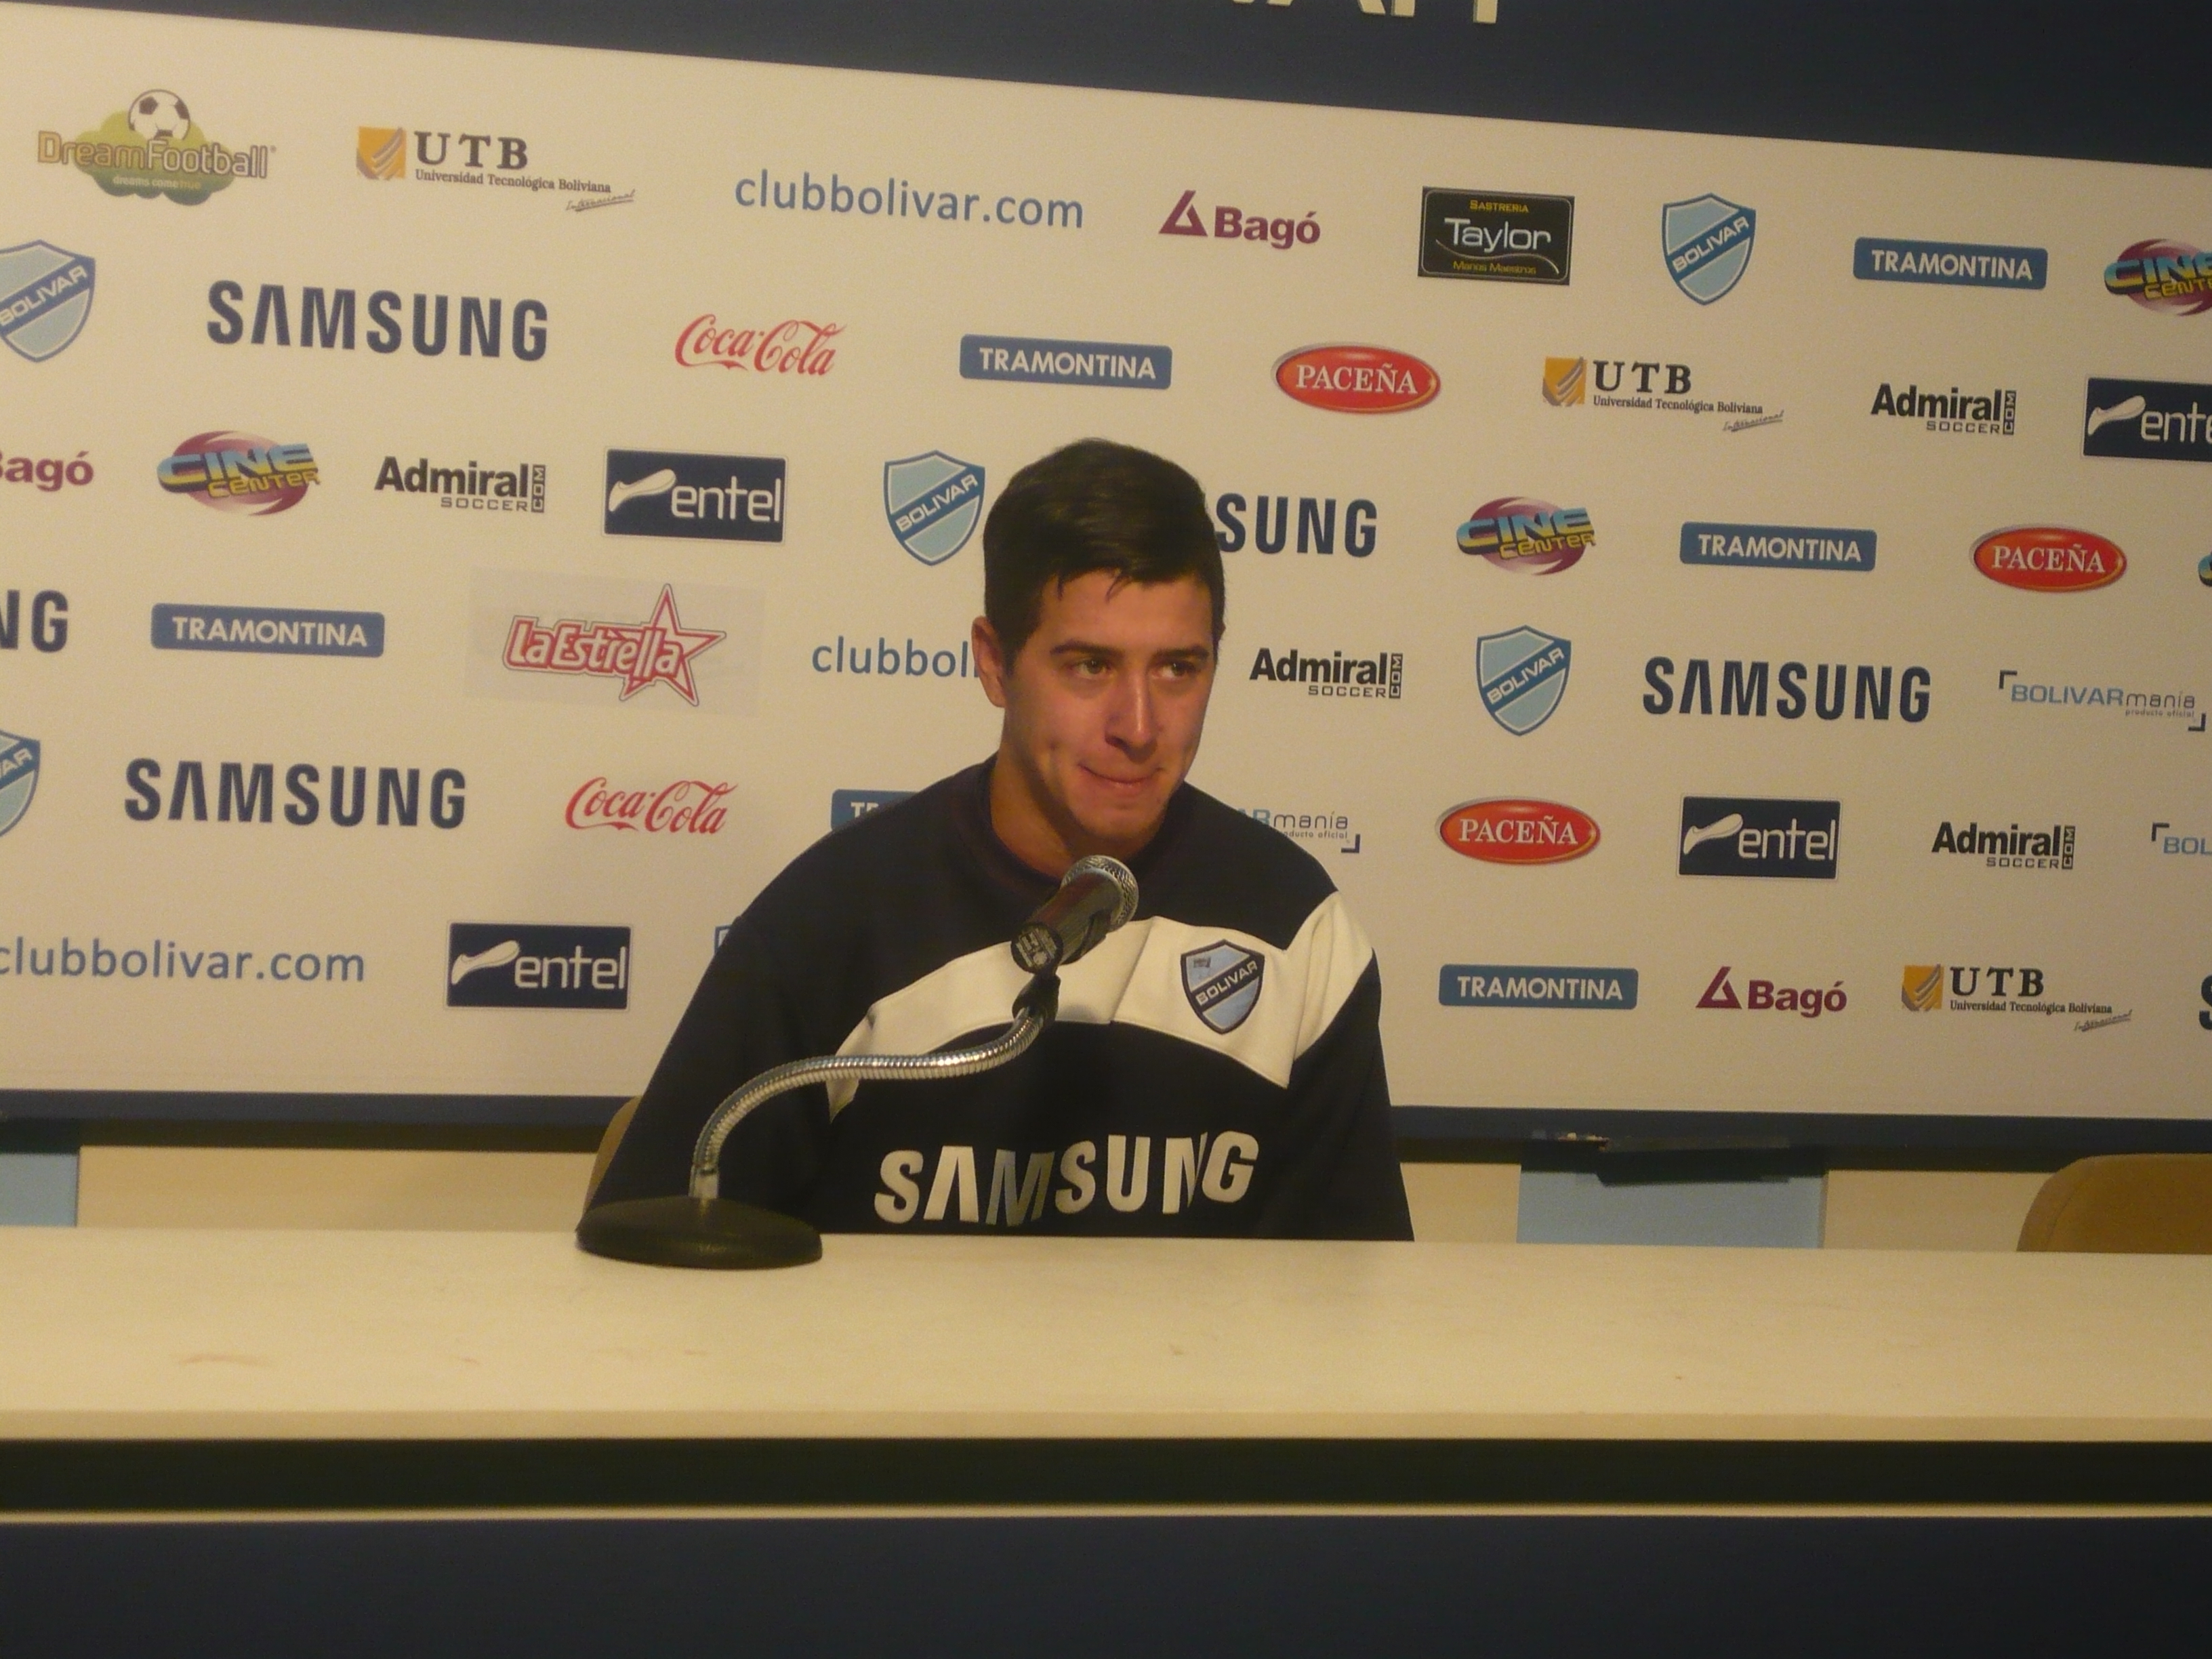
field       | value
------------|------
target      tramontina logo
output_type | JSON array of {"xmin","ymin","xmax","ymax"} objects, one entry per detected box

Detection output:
[
  {"xmin": 1418, "ymin": 188, "xmax": 1573, "ymax": 285},
  {"xmin": 1182, "ymin": 941, "xmax": 1264, "ymax": 1036},
  {"xmin": 1680, "ymin": 522, "xmax": 1875, "ymax": 573},
  {"xmin": 1662, "ymin": 194, "xmax": 1755, "ymax": 304},
  {"xmin": 157, "ymin": 432, "xmax": 319, "ymax": 516},
  {"xmin": 1477, "ymin": 626, "xmax": 1570, "ymax": 735},
  {"xmin": 447, "ymin": 924, "xmax": 630, "ymax": 1010},
  {"xmin": 884, "ymin": 452, "xmax": 985, "ymax": 566},
  {"xmin": 1457, "ymin": 497, "xmax": 1594, "ymax": 574},
  {"xmin": 0, "ymin": 729, "xmax": 39, "ymax": 838},
  {"xmin": 960, "ymin": 334, "xmax": 1170, "ymax": 390},
  {"xmin": 0, "ymin": 242, "xmax": 94, "ymax": 363},
  {"xmin": 37, "ymin": 91, "xmax": 270, "ymax": 204},
  {"xmin": 152, "ymin": 604, "xmax": 384, "ymax": 658},
  {"xmin": 1439, "ymin": 964, "xmax": 1636, "ymax": 1009},
  {"xmin": 1853, "ymin": 237, "xmax": 2047, "ymax": 289},
  {"xmin": 2104, "ymin": 241, "xmax": 2212, "ymax": 316}
]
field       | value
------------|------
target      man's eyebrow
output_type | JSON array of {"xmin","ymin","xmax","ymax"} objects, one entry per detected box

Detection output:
[{"xmin": 1046, "ymin": 640, "xmax": 1214, "ymax": 661}]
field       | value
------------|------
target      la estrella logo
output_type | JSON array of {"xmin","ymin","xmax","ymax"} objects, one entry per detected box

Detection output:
[
  {"xmin": 1181, "ymin": 941, "xmax": 1265, "ymax": 1035},
  {"xmin": 37, "ymin": 90, "xmax": 270, "ymax": 205},
  {"xmin": 0, "ymin": 729, "xmax": 39, "ymax": 838},
  {"xmin": 1477, "ymin": 627, "xmax": 1570, "ymax": 734},
  {"xmin": 504, "ymin": 583, "xmax": 725, "ymax": 705},
  {"xmin": 1662, "ymin": 194, "xmax": 1755, "ymax": 304},
  {"xmin": 883, "ymin": 452, "xmax": 985, "ymax": 566},
  {"xmin": 156, "ymin": 432, "xmax": 319, "ymax": 515},
  {"xmin": 2104, "ymin": 240, "xmax": 2212, "ymax": 316},
  {"xmin": 0, "ymin": 242, "xmax": 95, "ymax": 363}
]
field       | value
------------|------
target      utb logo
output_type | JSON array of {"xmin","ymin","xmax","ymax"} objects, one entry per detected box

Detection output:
[{"xmin": 1543, "ymin": 358, "xmax": 1584, "ymax": 406}]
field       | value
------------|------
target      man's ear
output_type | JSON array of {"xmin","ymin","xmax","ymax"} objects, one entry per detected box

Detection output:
[{"xmin": 972, "ymin": 616, "xmax": 1010, "ymax": 711}]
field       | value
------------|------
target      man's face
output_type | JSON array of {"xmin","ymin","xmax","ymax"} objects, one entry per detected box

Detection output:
[{"xmin": 975, "ymin": 571, "xmax": 1218, "ymax": 861}]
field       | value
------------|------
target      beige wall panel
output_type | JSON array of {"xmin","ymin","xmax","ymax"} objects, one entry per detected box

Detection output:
[
  {"xmin": 1822, "ymin": 1168, "xmax": 2051, "ymax": 1252},
  {"xmin": 77, "ymin": 1147, "xmax": 592, "ymax": 1231},
  {"xmin": 1402, "ymin": 1160, "xmax": 1519, "ymax": 1243}
]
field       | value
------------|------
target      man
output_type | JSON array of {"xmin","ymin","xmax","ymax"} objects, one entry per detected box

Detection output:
[{"xmin": 590, "ymin": 439, "xmax": 1411, "ymax": 1238}]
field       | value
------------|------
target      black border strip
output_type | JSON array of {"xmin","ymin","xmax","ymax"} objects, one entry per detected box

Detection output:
[{"xmin": 5, "ymin": 1439, "xmax": 2209, "ymax": 1513}]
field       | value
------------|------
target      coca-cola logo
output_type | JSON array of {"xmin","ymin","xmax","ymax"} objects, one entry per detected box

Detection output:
[
  {"xmin": 1273, "ymin": 344, "xmax": 1439, "ymax": 414},
  {"xmin": 1438, "ymin": 798, "xmax": 1599, "ymax": 865},
  {"xmin": 567, "ymin": 777, "xmax": 733, "ymax": 834},
  {"xmin": 675, "ymin": 316, "xmax": 842, "ymax": 375},
  {"xmin": 1971, "ymin": 525, "xmax": 2126, "ymax": 593}
]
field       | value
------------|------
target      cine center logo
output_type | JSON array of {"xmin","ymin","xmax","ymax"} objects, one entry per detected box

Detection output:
[
  {"xmin": 0, "ymin": 241, "xmax": 95, "ymax": 363},
  {"xmin": 447, "ymin": 924, "xmax": 630, "ymax": 1010},
  {"xmin": 157, "ymin": 431, "xmax": 319, "ymax": 516},
  {"xmin": 1418, "ymin": 188, "xmax": 1572, "ymax": 285},
  {"xmin": 604, "ymin": 450, "xmax": 785, "ymax": 543}
]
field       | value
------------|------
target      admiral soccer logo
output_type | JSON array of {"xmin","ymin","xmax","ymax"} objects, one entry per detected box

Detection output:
[
  {"xmin": 0, "ymin": 729, "xmax": 39, "ymax": 838},
  {"xmin": 883, "ymin": 451, "xmax": 984, "ymax": 566},
  {"xmin": 0, "ymin": 242, "xmax": 95, "ymax": 363},
  {"xmin": 1183, "ymin": 941, "xmax": 1264, "ymax": 1035},
  {"xmin": 1477, "ymin": 627, "xmax": 1571, "ymax": 735},
  {"xmin": 1662, "ymin": 194, "xmax": 1756, "ymax": 304}
]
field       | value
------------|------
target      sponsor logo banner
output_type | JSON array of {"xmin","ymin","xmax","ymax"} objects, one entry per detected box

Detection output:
[
  {"xmin": 0, "ymin": 729, "xmax": 39, "ymax": 838},
  {"xmin": 1900, "ymin": 963, "xmax": 2121, "ymax": 1029},
  {"xmin": 831, "ymin": 788, "xmax": 912, "ymax": 828},
  {"xmin": 2104, "ymin": 240, "xmax": 2212, "ymax": 315},
  {"xmin": 1696, "ymin": 968, "xmax": 1847, "ymax": 1017},
  {"xmin": 1853, "ymin": 237, "xmax": 2047, "ymax": 289},
  {"xmin": 1681, "ymin": 522, "xmax": 1875, "ymax": 572},
  {"xmin": 567, "ymin": 777, "xmax": 731, "ymax": 835},
  {"xmin": 1212, "ymin": 491, "xmax": 1377, "ymax": 558},
  {"xmin": 736, "ymin": 169, "xmax": 1078, "ymax": 230},
  {"xmin": 1239, "ymin": 805, "xmax": 1361, "ymax": 855},
  {"xmin": 156, "ymin": 432, "xmax": 318, "ymax": 516},
  {"xmin": 1870, "ymin": 381, "xmax": 2016, "ymax": 436},
  {"xmin": 447, "ymin": 924, "xmax": 629, "ymax": 1010},
  {"xmin": 1997, "ymin": 668, "xmax": 2200, "ymax": 727},
  {"xmin": 151, "ymin": 604, "xmax": 384, "ymax": 658},
  {"xmin": 1477, "ymin": 626, "xmax": 1570, "ymax": 735},
  {"xmin": 1662, "ymin": 194, "xmax": 1755, "ymax": 304},
  {"xmin": 1972, "ymin": 527, "xmax": 2125, "ymax": 592},
  {"xmin": 1, "ymin": 589, "xmax": 68, "ymax": 653},
  {"xmin": 1, "ymin": 451, "xmax": 94, "ymax": 493},
  {"xmin": 676, "ymin": 316, "xmax": 840, "ymax": 374},
  {"xmin": 961, "ymin": 333, "xmax": 1169, "ymax": 389},
  {"xmin": 1418, "ymin": 188, "xmax": 1572, "ymax": 283},
  {"xmin": 358, "ymin": 125, "xmax": 620, "ymax": 202},
  {"xmin": 205, "ymin": 283, "xmax": 548, "ymax": 361},
  {"xmin": 1248, "ymin": 645, "xmax": 1401, "ymax": 701},
  {"xmin": 122, "ymin": 760, "xmax": 464, "ymax": 828},
  {"xmin": 2083, "ymin": 377, "xmax": 2212, "ymax": 463},
  {"xmin": 0, "ymin": 242, "xmax": 94, "ymax": 363},
  {"xmin": 1542, "ymin": 356, "xmax": 1778, "ymax": 429},
  {"xmin": 883, "ymin": 452, "xmax": 984, "ymax": 565},
  {"xmin": 1273, "ymin": 344, "xmax": 1435, "ymax": 413},
  {"xmin": 1933, "ymin": 819, "xmax": 2076, "ymax": 871},
  {"xmin": 1439, "ymin": 965, "xmax": 1636, "ymax": 1008},
  {"xmin": 1439, "ymin": 798, "xmax": 1598, "ymax": 865},
  {"xmin": 1181, "ymin": 941, "xmax": 1264, "ymax": 1034},
  {"xmin": 1457, "ymin": 497, "xmax": 1593, "ymax": 574},
  {"xmin": 375, "ymin": 455, "xmax": 544, "ymax": 514},
  {"xmin": 812, "ymin": 636, "xmax": 975, "ymax": 679},
  {"xmin": 2156, "ymin": 825, "xmax": 2211, "ymax": 861},
  {"xmin": 605, "ymin": 450, "xmax": 784, "ymax": 542},
  {"xmin": 468, "ymin": 573, "xmax": 761, "ymax": 712},
  {"xmin": 37, "ymin": 91, "xmax": 269, "ymax": 204},
  {"xmin": 1679, "ymin": 796, "xmax": 1840, "ymax": 880},
  {"xmin": 1643, "ymin": 657, "xmax": 1931, "ymax": 722},
  {"xmin": 1159, "ymin": 190, "xmax": 1318, "ymax": 249}
]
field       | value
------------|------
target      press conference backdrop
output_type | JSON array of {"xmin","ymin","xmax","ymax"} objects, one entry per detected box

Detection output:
[{"xmin": 1, "ymin": 0, "xmax": 2207, "ymax": 1127}]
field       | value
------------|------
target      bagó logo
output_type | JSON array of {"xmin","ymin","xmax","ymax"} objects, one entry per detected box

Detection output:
[
  {"xmin": 0, "ymin": 242, "xmax": 94, "ymax": 363},
  {"xmin": 156, "ymin": 432, "xmax": 318, "ymax": 515},
  {"xmin": 1971, "ymin": 527, "xmax": 2125, "ymax": 592},
  {"xmin": 0, "ymin": 729, "xmax": 39, "ymax": 838},
  {"xmin": 2104, "ymin": 241, "xmax": 2212, "ymax": 315},
  {"xmin": 1477, "ymin": 627, "xmax": 1570, "ymax": 735},
  {"xmin": 1181, "ymin": 941, "xmax": 1264, "ymax": 1035},
  {"xmin": 1273, "ymin": 345, "xmax": 1437, "ymax": 413},
  {"xmin": 1662, "ymin": 194, "xmax": 1755, "ymax": 304},
  {"xmin": 1159, "ymin": 190, "xmax": 1319, "ymax": 250},
  {"xmin": 1439, "ymin": 799, "xmax": 1598, "ymax": 865},
  {"xmin": 884, "ymin": 452, "xmax": 984, "ymax": 565},
  {"xmin": 1457, "ymin": 497, "xmax": 1593, "ymax": 574},
  {"xmin": 1697, "ymin": 967, "xmax": 1847, "ymax": 1017},
  {"xmin": 37, "ymin": 91, "xmax": 270, "ymax": 205}
]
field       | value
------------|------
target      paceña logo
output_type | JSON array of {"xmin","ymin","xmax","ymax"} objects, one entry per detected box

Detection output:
[
  {"xmin": 1679, "ymin": 797, "xmax": 1839, "ymax": 880},
  {"xmin": 447, "ymin": 924, "xmax": 629, "ymax": 1010},
  {"xmin": 605, "ymin": 451, "xmax": 784, "ymax": 543}
]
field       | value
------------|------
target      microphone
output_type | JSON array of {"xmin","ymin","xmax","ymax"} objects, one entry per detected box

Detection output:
[{"xmin": 1010, "ymin": 855, "xmax": 1139, "ymax": 973}]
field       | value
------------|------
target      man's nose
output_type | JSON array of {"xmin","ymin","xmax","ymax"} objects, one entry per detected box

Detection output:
[{"xmin": 1105, "ymin": 668, "xmax": 1157, "ymax": 750}]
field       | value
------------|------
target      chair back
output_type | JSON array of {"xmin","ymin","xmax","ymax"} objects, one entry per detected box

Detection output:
[
  {"xmin": 2017, "ymin": 1154, "xmax": 2212, "ymax": 1253},
  {"xmin": 583, "ymin": 1096, "xmax": 643, "ymax": 1210}
]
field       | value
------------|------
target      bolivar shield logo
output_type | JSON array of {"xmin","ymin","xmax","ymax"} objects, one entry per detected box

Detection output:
[
  {"xmin": 1662, "ymin": 194, "xmax": 1756, "ymax": 304},
  {"xmin": 1477, "ymin": 626, "xmax": 1571, "ymax": 735},
  {"xmin": 1182, "ymin": 941, "xmax": 1264, "ymax": 1035},
  {"xmin": 884, "ymin": 451, "xmax": 985, "ymax": 566},
  {"xmin": 0, "ymin": 242, "xmax": 96, "ymax": 363},
  {"xmin": 0, "ymin": 730, "xmax": 40, "ymax": 838}
]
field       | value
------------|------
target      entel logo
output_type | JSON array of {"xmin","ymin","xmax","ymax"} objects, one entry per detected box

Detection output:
[
  {"xmin": 1438, "ymin": 798, "xmax": 1598, "ymax": 864},
  {"xmin": 1971, "ymin": 527, "xmax": 2126, "ymax": 592},
  {"xmin": 1274, "ymin": 345, "xmax": 1438, "ymax": 414}
]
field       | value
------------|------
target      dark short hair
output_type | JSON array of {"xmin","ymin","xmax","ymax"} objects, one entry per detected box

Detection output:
[{"xmin": 982, "ymin": 439, "xmax": 1225, "ymax": 659}]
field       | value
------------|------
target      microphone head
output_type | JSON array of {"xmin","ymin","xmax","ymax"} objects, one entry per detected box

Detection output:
[{"xmin": 1063, "ymin": 854, "xmax": 1139, "ymax": 931}]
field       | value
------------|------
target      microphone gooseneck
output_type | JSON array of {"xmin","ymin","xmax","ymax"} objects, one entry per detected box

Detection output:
[{"xmin": 1010, "ymin": 854, "xmax": 1140, "ymax": 974}]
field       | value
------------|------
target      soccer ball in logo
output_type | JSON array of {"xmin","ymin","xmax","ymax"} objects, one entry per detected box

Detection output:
[{"xmin": 127, "ymin": 90, "xmax": 193, "ymax": 144}]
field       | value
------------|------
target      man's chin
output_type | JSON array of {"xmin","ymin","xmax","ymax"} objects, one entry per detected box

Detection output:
[{"xmin": 1067, "ymin": 778, "xmax": 1171, "ymax": 849}]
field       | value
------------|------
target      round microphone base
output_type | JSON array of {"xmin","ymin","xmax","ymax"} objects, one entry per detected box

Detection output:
[{"xmin": 576, "ymin": 1196, "xmax": 823, "ymax": 1269}]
